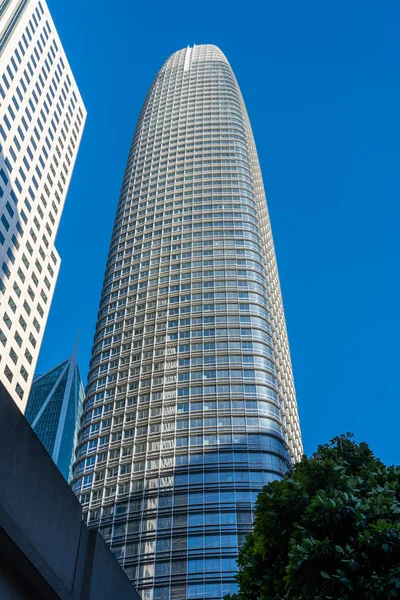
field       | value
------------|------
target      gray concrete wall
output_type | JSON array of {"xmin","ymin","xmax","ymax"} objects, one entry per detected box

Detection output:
[{"xmin": 0, "ymin": 383, "xmax": 140, "ymax": 600}]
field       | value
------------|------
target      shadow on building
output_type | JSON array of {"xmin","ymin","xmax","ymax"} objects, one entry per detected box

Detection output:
[{"xmin": 0, "ymin": 382, "xmax": 140, "ymax": 600}]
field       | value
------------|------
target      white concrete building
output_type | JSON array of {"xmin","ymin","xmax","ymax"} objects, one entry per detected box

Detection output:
[{"xmin": 0, "ymin": 0, "xmax": 86, "ymax": 410}]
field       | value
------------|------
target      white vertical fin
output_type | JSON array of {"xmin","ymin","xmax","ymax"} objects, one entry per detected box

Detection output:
[
  {"xmin": 52, "ymin": 334, "xmax": 80, "ymax": 463},
  {"xmin": 184, "ymin": 45, "xmax": 193, "ymax": 71}
]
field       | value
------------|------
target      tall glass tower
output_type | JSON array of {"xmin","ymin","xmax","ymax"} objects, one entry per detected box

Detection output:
[{"xmin": 72, "ymin": 45, "xmax": 302, "ymax": 600}]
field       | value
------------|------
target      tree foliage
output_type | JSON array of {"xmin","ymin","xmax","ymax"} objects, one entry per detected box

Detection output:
[{"xmin": 226, "ymin": 434, "xmax": 400, "ymax": 600}]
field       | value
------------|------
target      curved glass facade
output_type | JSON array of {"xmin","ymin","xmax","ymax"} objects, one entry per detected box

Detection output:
[{"xmin": 72, "ymin": 45, "xmax": 302, "ymax": 600}]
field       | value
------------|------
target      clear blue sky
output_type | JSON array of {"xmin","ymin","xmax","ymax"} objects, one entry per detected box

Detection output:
[{"xmin": 38, "ymin": 0, "xmax": 400, "ymax": 465}]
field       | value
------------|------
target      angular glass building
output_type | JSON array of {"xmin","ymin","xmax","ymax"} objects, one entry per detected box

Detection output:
[
  {"xmin": 25, "ymin": 339, "xmax": 84, "ymax": 482},
  {"xmin": 72, "ymin": 45, "xmax": 302, "ymax": 600}
]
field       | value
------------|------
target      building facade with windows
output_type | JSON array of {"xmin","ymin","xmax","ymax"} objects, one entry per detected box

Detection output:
[
  {"xmin": 25, "ymin": 338, "xmax": 84, "ymax": 482},
  {"xmin": 0, "ymin": 0, "xmax": 86, "ymax": 409},
  {"xmin": 72, "ymin": 45, "xmax": 302, "ymax": 600}
]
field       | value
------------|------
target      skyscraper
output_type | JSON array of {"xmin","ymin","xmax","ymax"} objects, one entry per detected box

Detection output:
[
  {"xmin": 25, "ymin": 338, "xmax": 84, "ymax": 482},
  {"xmin": 0, "ymin": 0, "xmax": 86, "ymax": 409},
  {"xmin": 72, "ymin": 45, "xmax": 302, "ymax": 600}
]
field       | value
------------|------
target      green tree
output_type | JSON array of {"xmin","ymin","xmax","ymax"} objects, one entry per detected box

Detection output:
[{"xmin": 226, "ymin": 434, "xmax": 400, "ymax": 600}]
